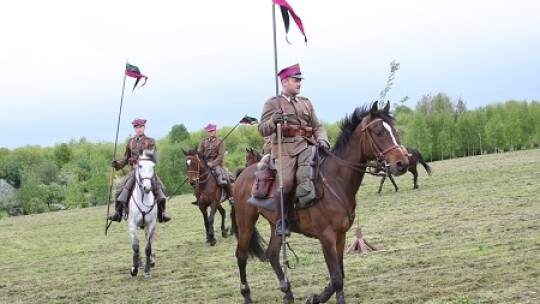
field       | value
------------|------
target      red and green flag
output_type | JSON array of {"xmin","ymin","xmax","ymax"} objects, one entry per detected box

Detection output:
[
  {"xmin": 125, "ymin": 63, "xmax": 148, "ymax": 92},
  {"xmin": 274, "ymin": 0, "xmax": 307, "ymax": 44},
  {"xmin": 240, "ymin": 115, "xmax": 259, "ymax": 125}
]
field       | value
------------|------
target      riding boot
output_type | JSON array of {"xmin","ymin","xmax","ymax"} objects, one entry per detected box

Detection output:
[
  {"xmin": 157, "ymin": 200, "xmax": 171, "ymax": 223},
  {"xmin": 107, "ymin": 176, "xmax": 135, "ymax": 222},
  {"xmin": 107, "ymin": 200, "xmax": 123, "ymax": 222},
  {"xmin": 275, "ymin": 191, "xmax": 290, "ymax": 237},
  {"xmin": 222, "ymin": 184, "xmax": 234, "ymax": 205},
  {"xmin": 154, "ymin": 186, "xmax": 171, "ymax": 222}
]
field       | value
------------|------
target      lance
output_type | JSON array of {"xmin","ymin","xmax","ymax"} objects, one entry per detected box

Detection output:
[
  {"xmin": 270, "ymin": 0, "xmax": 290, "ymax": 289},
  {"xmin": 105, "ymin": 62, "xmax": 128, "ymax": 236},
  {"xmin": 166, "ymin": 177, "xmax": 189, "ymax": 201},
  {"xmin": 200, "ymin": 115, "xmax": 258, "ymax": 160}
]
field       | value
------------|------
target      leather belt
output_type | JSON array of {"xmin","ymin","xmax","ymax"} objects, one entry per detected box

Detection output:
[{"xmin": 281, "ymin": 125, "xmax": 313, "ymax": 138}]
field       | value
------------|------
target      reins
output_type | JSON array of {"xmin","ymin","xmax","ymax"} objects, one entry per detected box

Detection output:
[
  {"xmin": 187, "ymin": 154, "xmax": 212, "ymax": 185},
  {"xmin": 313, "ymin": 117, "xmax": 401, "ymax": 215}
]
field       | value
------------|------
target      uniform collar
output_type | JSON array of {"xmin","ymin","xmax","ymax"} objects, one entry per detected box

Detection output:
[{"xmin": 281, "ymin": 93, "xmax": 297, "ymax": 102}]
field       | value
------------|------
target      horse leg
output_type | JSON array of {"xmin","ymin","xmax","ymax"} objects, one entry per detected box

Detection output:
[
  {"xmin": 236, "ymin": 224, "xmax": 255, "ymax": 304},
  {"xmin": 388, "ymin": 173, "xmax": 399, "ymax": 192},
  {"xmin": 377, "ymin": 176, "xmax": 385, "ymax": 194},
  {"xmin": 410, "ymin": 166, "xmax": 419, "ymax": 189},
  {"xmin": 306, "ymin": 234, "xmax": 345, "ymax": 304},
  {"xmin": 129, "ymin": 225, "xmax": 140, "ymax": 277},
  {"xmin": 144, "ymin": 224, "xmax": 156, "ymax": 278},
  {"xmin": 199, "ymin": 206, "xmax": 212, "ymax": 245},
  {"xmin": 266, "ymin": 232, "xmax": 295, "ymax": 303},
  {"xmin": 217, "ymin": 204, "xmax": 229, "ymax": 238},
  {"xmin": 207, "ymin": 206, "xmax": 217, "ymax": 246}
]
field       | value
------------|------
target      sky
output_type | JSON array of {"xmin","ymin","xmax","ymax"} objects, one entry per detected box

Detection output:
[{"xmin": 1, "ymin": 0, "xmax": 539, "ymax": 149}]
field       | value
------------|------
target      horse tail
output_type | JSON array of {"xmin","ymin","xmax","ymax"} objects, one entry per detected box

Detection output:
[
  {"xmin": 246, "ymin": 227, "xmax": 268, "ymax": 262},
  {"xmin": 231, "ymin": 204, "xmax": 268, "ymax": 262},
  {"xmin": 416, "ymin": 149, "xmax": 432, "ymax": 176}
]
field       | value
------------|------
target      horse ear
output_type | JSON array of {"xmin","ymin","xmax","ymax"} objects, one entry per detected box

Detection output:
[
  {"xmin": 383, "ymin": 101, "xmax": 390, "ymax": 113},
  {"xmin": 181, "ymin": 148, "xmax": 187, "ymax": 156},
  {"xmin": 370, "ymin": 100, "xmax": 379, "ymax": 115}
]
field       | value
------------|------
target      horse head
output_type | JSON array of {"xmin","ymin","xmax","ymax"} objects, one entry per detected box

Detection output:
[
  {"xmin": 182, "ymin": 148, "xmax": 210, "ymax": 186},
  {"xmin": 334, "ymin": 101, "xmax": 409, "ymax": 176},
  {"xmin": 244, "ymin": 147, "xmax": 262, "ymax": 167},
  {"xmin": 136, "ymin": 149, "xmax": 156, "ymax": 194},
  {"xmin": 360, "ymin": 101, "xmax": 408, "ymax": 175}
]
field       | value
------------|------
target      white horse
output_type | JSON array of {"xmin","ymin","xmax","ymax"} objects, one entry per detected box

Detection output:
[{"xmin": 128, "ymin": 149, "xmax": 158, "ymax": 278}]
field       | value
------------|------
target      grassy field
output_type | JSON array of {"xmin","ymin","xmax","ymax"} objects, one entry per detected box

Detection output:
[{"xmin": 0, "ymin": 149, "xmax": 538, "ymax": 304}]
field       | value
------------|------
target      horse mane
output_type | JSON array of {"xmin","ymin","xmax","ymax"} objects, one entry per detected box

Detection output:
[{"xmin": 333, "ymin": 104, "xmax": 396, "ymax": 155}]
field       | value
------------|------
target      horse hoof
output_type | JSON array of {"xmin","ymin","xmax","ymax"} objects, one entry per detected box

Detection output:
[
  {"xmin": 305, "ymin": 294, "xmax": 319, "ymax": 304},
  {"xmin": 209, "ymin": 239, "xmax": 217, "ymax": 246},
  {"xmin": 130, "ymin": 267, "xmax": 138, "ymax": 277},
  {"xmin": 144, "ymin": 272, "xmax": 152, "ymax": 279}
]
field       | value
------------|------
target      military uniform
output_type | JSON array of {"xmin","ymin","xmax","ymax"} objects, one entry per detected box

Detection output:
[
  {"xmin": 258, "ymin": 63, "xmax": 329, "ymax": 236},
  {"xmin": 192, "ymin": 124, "xmax": 234, "ymax": 205},
  {"xmin": 108, "ymin": 118, "xmax": 171, "ymax": 223}
]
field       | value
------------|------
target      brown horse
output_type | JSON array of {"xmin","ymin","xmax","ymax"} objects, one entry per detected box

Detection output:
[
  {"xmin": 235, "ymin": 147, "xmax": 264, "ymax": 178},
  {"xmin": 232, "ymin": 101, "xmax": 409, "ymax": 304},
  {"xmin": 182, "ymin": 148, "xmax": 230, "ymax": 246},
  {"xmin": 377, "ymin": 146, "xmax": 432, "ymax": 193}
]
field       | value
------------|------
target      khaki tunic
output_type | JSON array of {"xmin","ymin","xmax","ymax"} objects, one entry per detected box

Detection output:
[
  {"xmin": 116, "ymin": 135, "xmax": 157, "ymax": 169},
  {"xmin": 258, "ymin": 94, "xmax": 328, "ymax": 193},
  {"xmin": 198, "ymin": 136, "xmax": 225, "ymax": 168}
]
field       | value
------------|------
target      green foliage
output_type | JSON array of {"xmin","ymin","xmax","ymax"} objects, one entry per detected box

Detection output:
[
  {"xmin": 169, "ymin": 124, "xmax": 190, "ymax": 144},
  {"xmin": 53, "ymin": 143, "xmax": 72, "ymax": 168},
  {"xmin": 2, "ymin": 98, "xmax": 540, "ymax": 214}
]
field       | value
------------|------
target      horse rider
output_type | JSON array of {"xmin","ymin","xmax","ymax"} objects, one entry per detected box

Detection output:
[
  {"xmin": 192, "ymin": 123, "xmax": 234, "ymax": 205},
  {"xmin": 258, "ymin": 63, "xmax": 330, "ymax": 237},
  {"xmin": 108, "ymin": 118, "xmax": 171, "ymax": 223}
]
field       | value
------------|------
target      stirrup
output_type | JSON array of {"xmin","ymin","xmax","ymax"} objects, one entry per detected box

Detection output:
[
  {"xmin": 191, "ymin": 201, "xmax": 198, "ymax": 206},
  {"xmin": 275, "ymin": 220, "xmax": 290, "ymax": 237}
]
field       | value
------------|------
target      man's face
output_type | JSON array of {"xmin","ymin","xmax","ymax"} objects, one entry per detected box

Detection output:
[
  {"xmin": 206, "ymin": 130, "xmax": 216, "ymax": 137},
  {"xmin": 134, "ymin": 125, "xmax": 145, "ymax": 136},
  {"xmin": 282, "ymin": 77, "xmax": 302, "ymax": 96}
]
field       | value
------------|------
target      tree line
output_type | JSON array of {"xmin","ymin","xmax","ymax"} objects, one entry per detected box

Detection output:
[{"xmin": 0, "ymin": 95, "xmax": 538, "ymax": 216}]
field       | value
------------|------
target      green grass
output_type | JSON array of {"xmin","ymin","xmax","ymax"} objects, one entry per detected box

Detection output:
[{"xmin": 0, "ymin": 149, "xmax": 538, "ymax": 304}]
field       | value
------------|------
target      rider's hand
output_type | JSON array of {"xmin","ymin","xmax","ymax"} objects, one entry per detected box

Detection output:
[
  {"xmin": 111, "ymin": 160, "xmax": 119, "ymax": 169},
  {"xmin": 317, "ymin": 140, "xmax": 330, "ymax": 150},
  {"xmin": 272, "ymin": 112, "xmax": 285, "ymax": 125}
]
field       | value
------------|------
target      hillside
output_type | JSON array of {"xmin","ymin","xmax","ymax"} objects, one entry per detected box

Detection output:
[{"xmin": 0, "ymin": 149, "xmax": 538, "ymax": 304}]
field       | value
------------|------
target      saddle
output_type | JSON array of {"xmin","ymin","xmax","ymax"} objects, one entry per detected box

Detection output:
[{"xmin": 248, "ymin": 146, "xmax": 319, "ymax": 210}]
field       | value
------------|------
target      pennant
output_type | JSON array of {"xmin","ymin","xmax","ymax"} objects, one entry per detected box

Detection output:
[
  {"xmin": 125, "ymin": 63, "xmax": 148, "ymax": 92},
  {"xmin": 240, "ymin": 115, "xmax": 259, "ymax": 125},
  {"xmin": 274, "ymin": 0, "xmax": 307, "ymax": 44}
]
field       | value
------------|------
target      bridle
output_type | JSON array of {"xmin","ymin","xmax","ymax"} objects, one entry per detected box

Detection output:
[
  {"xmin": 186, "ymin": 154, "xmax": 212, "ymax": 185},
  {"xmin": 131, "ymin": 156, "xmax": 157, "ymax": 221},
  {"xmin": 322, "ymin": 117, "xmax": 404, "ymax": 174},
  {"xmin": 316, "ymin": 116, "xmax": 406, "ymax": 218}
]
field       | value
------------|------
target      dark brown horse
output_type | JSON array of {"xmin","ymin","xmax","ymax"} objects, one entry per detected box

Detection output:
[
  {"xmin": 235, "ymin": 147, "xmax": 264, "ymax": 178},
  {"xmin": 232, "ymin": 102, "xmax": 409, "ymax": 304},
  {"xmin": 182, "ymin": 148, "xmax": 230, "ymax": 246},
  {"xmin": 377, "ymin": 146, "xmax": 432, "ymax": 193}
]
